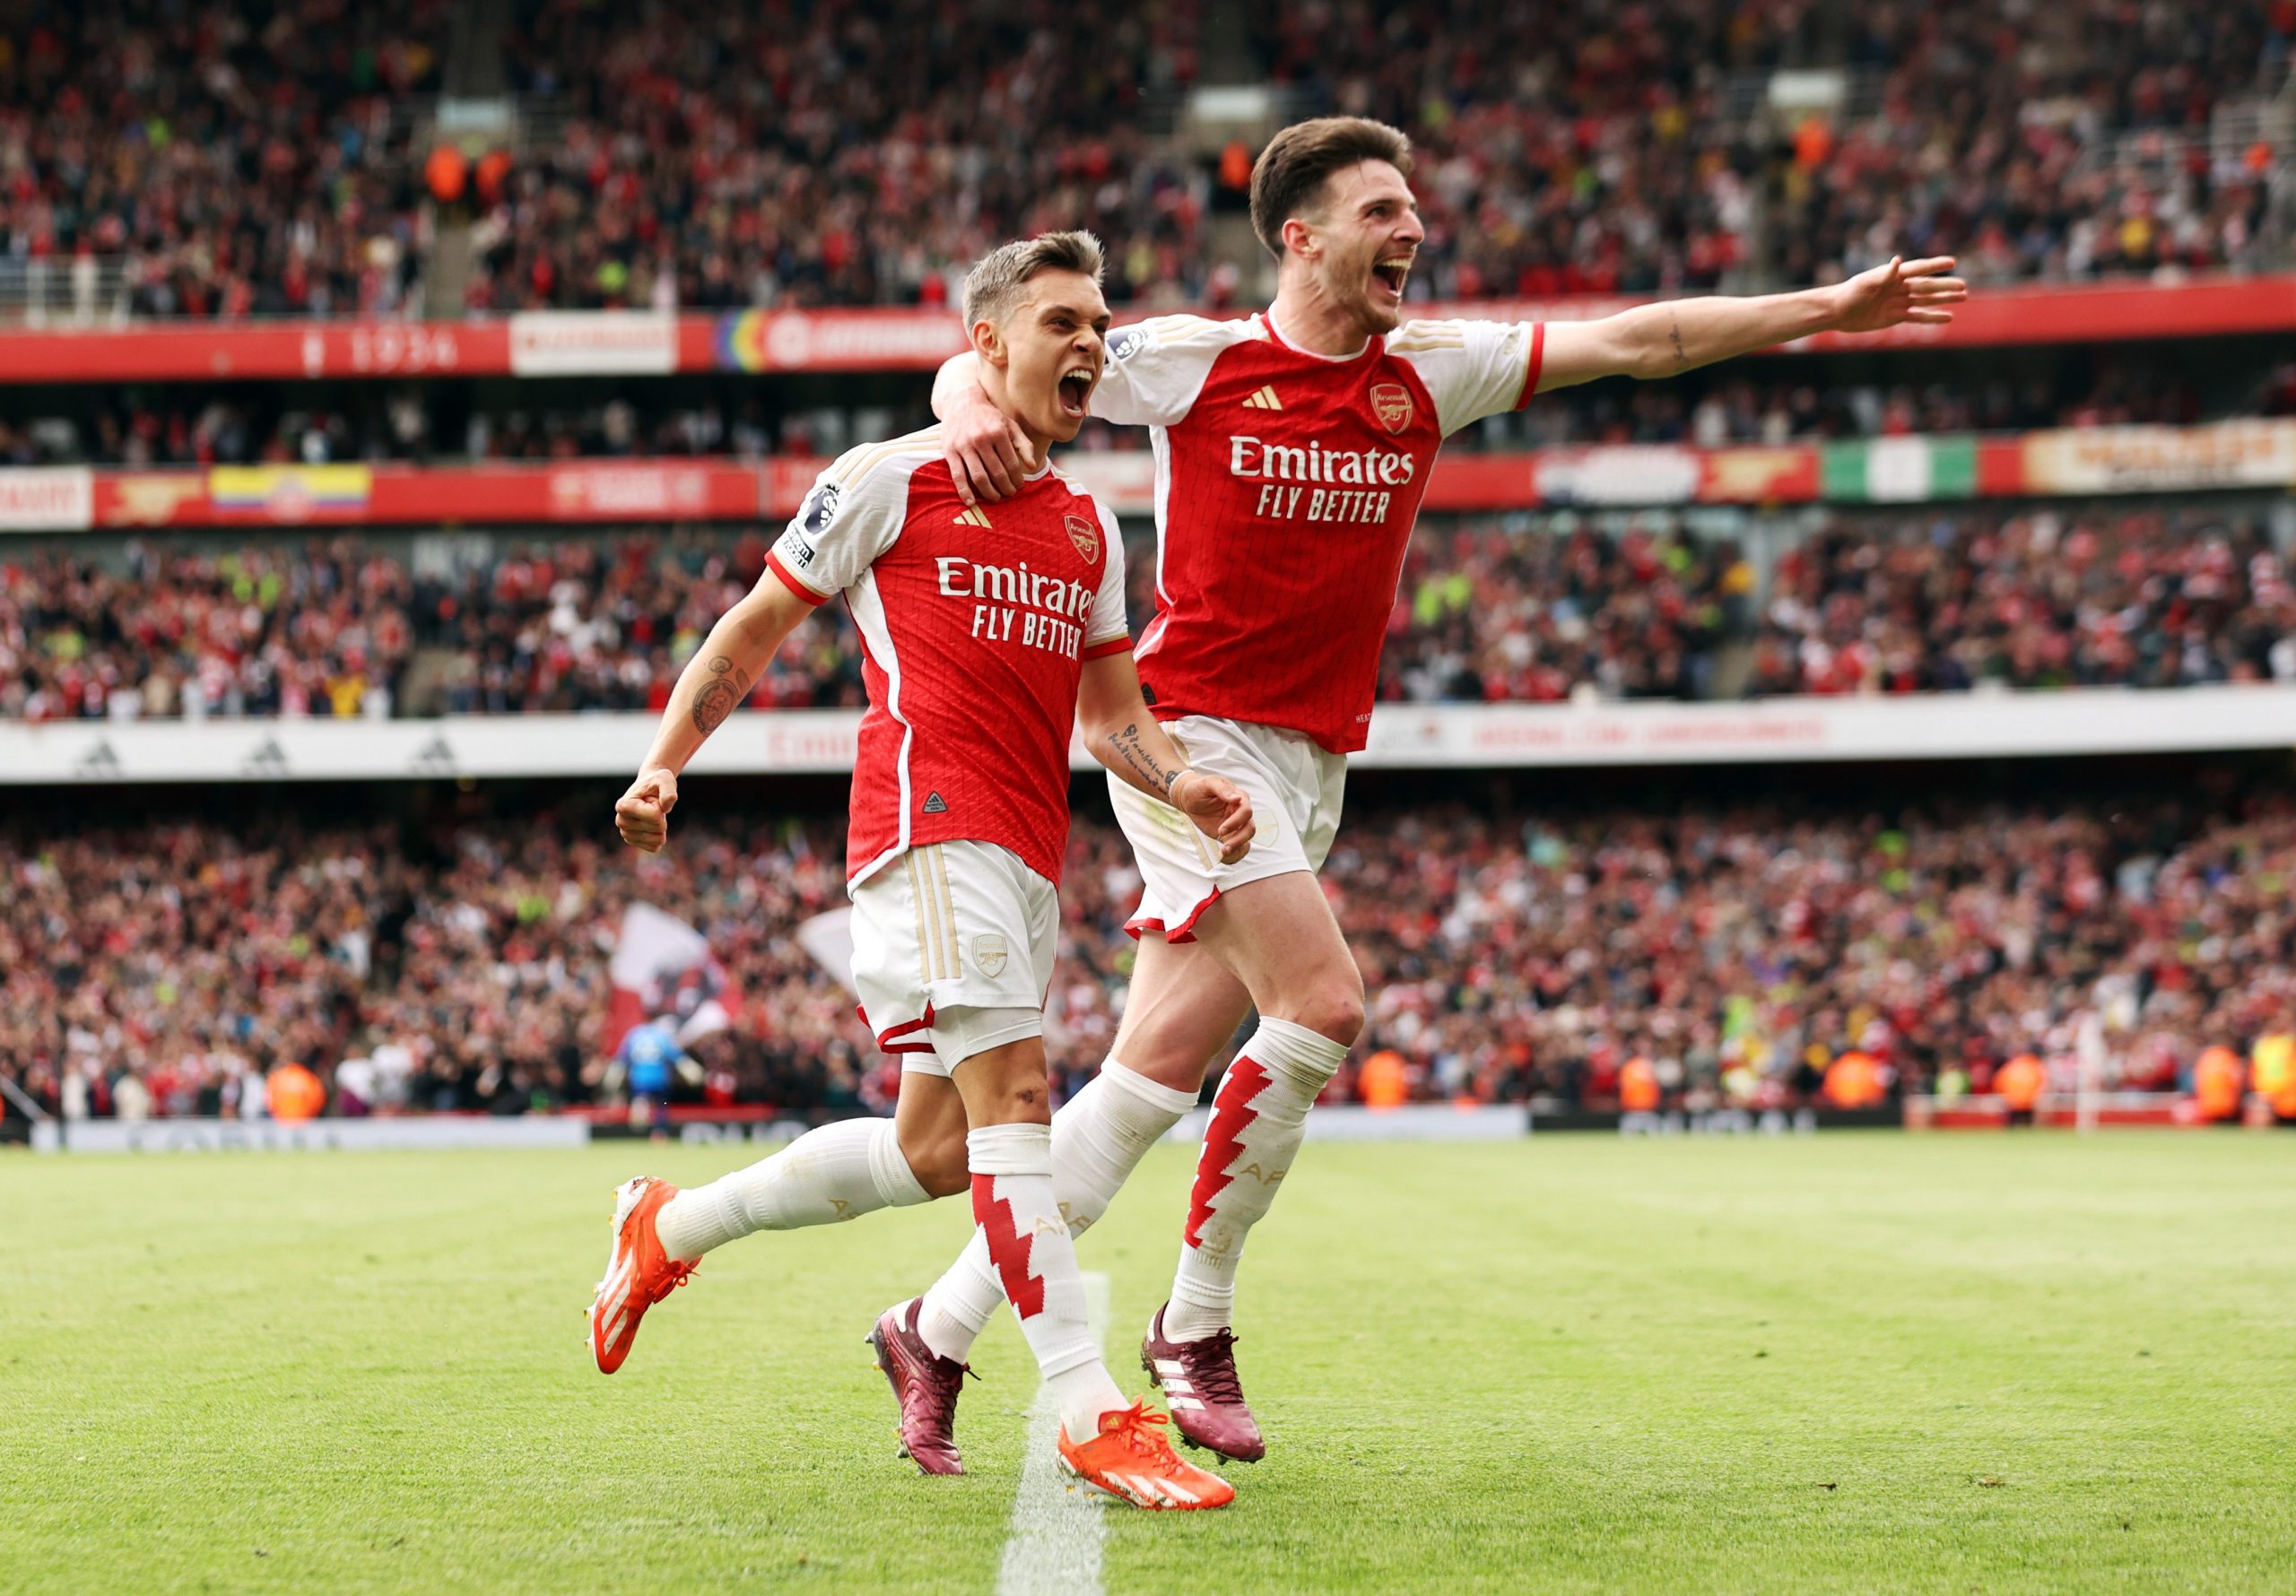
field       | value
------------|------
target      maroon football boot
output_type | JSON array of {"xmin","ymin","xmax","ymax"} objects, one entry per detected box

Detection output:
[
  {"xmin": 867, "ymin": 1297, "xmax": 972, "ymax": 1476},
  {"xmin": 1140, "ymin": 1304, "xmax": 1265, "ymax": 1462}
]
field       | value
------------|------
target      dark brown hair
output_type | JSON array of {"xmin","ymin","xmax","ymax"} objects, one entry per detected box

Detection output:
[{"xmin": 1248, "ymin": 117, "xmax": 1413, "ymax": 260}]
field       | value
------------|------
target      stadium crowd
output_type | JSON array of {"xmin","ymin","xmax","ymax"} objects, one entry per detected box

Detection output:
[
  {"xmin": 465, "ymin": 0, "xmax": 1215, "ymax": 312},
  {"xmin": 1745, "ymin": 505, "xmax": 2295, "ymax": 695},
  {"xmin": 7, "ymin": 503, "xmax": 2292, "ymax": 721},
  {"xmin": 8, "ymin": 787, "xmax": 2296, "ymax": 1123},
  {"xmin": 1, "ymin": 1, "xmax": 2283, "ymax": 325},
  {"xmin": 0, "ymin": 537, "xmax": 414, "ymax": 721},
  {"xmin": 0, "ymin": 0, "xmax": 448, "ymax": 318},
  {"xmin": 1769, "ymin": 0, "xmax": 2288, "ymax": 287},
  {"xmin": 1245, "ymin": 0, "xmax": 1795, "ymax": 299}
]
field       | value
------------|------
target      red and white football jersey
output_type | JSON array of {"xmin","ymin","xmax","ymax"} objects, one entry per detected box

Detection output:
[
  {"xmin": 767, "ymin": 426, "xmax": 1132, "ymax": 888},
  {"xmin": 1094, "ymin": 311, "xmax": 1544, "ymax": 752}
]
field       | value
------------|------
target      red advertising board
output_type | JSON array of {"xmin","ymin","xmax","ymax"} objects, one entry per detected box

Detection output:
[
  {"xmin": 1, "ymin": 275, "xmax": 2287, "ymax": 384},
  {"xmin": 87, "ymin": 462, "xmax": 765, "ymax": 529},
  {"xmin": 4, "ymin": 418, "xmax": 2280, "ymax": 533}
]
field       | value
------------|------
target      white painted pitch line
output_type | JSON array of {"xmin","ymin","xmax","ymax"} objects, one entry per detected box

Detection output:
[{"xmin": 995, "ymin": 1270, "xmax": 1111, "ymax": 1596}]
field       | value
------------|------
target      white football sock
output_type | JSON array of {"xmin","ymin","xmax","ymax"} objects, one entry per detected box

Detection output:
[
  {"xmin": 915, "ymin": 1061, "xmax": 1196, "ymax": 1363},
  {"xmin": 655, "ymin": 1115, "xmax": 929, "ymax": 1260},
  {"xmin": 967, "ymin": 1121, "xmax": 1127, "ymax": 1437},
  {"xmin": 1163, "ymin": 1017, "xmax": 1346, "ymax": 1343}
]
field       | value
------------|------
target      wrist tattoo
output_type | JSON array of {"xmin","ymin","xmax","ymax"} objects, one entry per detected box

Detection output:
[
  {"xmin": 1108, "ymin": 722, "xmax": 1179, "ymax": 797},
  {"xmin": 1667, "ymin": 311, "xmax": 1687, "ymax": 371},
  {"xmin": 691, "ymin": 654, "xmax": 751, "ymax": 735}
]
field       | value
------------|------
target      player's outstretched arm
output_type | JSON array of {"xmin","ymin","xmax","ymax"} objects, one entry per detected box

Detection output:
[
  {"xmin": 1535, "ymin": 256, "xmax": 1969, "ymax": 393},
  {"xmin": 931, "ymin": 351, "xmax": 1031, "ymax": 507},
  {"xmin": 614, "ymin": 577, "xmax": 816, "ymax": 853},
  {"xmin": 1076, "ymin": 651, "xmax": 1255, "ymax": 864}
]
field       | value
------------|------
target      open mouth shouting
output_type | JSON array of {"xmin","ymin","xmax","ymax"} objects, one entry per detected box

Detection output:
[
  {"xmin": 1370, "ymin": 255, "xmax": 1413, "ymax": 305},
  {"xmin": 1057, "ymin": 363, "xmax": 1098, "ymax": 420}
]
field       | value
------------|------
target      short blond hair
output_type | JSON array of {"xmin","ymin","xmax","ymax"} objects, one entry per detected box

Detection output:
[{"xmin": 961, "ymin": 230, "xmax": 1106, "ymax": 331}]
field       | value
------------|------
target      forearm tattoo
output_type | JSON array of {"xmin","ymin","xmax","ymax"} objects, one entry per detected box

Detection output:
[
  {"xmin": 1108, "ymin": 722, "xmax": 1181, "ymax": 798},
  {"xmin": 1667, "ymin": 310, "xmax": 1688, "ymax": 371},
  {"xmin": 690, "ymin": 654, "xmax": 751, "ymax": 735}
]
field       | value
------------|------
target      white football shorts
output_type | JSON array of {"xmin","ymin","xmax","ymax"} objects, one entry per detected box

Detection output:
[
  {"xmin": 848, "ymin": 839, "xmax": 1057, "ymax": 1073},
  {"xmin": 1109, "ymin": 714, "xmax": 1347, "ymax": 944}
]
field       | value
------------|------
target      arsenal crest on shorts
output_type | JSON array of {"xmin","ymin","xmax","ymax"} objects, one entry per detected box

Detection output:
[
  {"xmin": 1065, "ymin": 514, "xmax": 1100, "ymax": 562},
  {"xmin": 1370, "ymin": 382, "xmax": 1413, "ymax": 433}
]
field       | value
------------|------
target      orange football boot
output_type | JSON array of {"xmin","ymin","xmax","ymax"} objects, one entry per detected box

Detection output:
[
  {"xmin": 587, "ymin": 1175, "xmax": 698, "ymax": 1373},
  {"xmin": 1057, "ymin": 1401, "xmax": 1235, "ymax": 1510}
]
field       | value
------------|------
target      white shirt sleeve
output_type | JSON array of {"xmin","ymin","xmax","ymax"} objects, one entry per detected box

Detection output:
[
  {"xmin": 1387, "ymin": 319, "xmax": 1547, "ymax": 438},
  {"xmin": 1082, "ymin": 499, "xmax": 1132, "ymax": 655},
  {"xmin": 1091, "ymin": 315, "xmax": 1250, "ymax": 428},
  {"xmin": 766, "ymin": 447, "xmax": 918, "ymax": 603}
]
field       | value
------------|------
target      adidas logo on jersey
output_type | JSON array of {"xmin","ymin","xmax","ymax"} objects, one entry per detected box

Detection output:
[
  {"xmin": 953, "ymin": 505, "xmax": 993, "ymax": 529},
  {"xmin": 922, "ymin": 792, "xmax": 949, "ymax": 814},
  {"xmin": 1240, "ymin": 385, "xmax": 1283, "ymax": 411}
]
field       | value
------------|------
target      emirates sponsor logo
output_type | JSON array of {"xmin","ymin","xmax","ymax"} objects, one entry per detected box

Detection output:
[
  {"xmin": 935, "ymin": 558, "xmax": 1096, "ymax": 620},
  {"xmin": 939, "ymin": 556, "xmax": 1096, "ymax": 655},
  {"xmin": 1226, "ymin": 435, "xmax": 1417, "ymax": 487},
  {"xmin": 1370, "ymin": 383, "xmax": 1414, "ymax": 433},
  {"xmin": 1065, "ymin": 514, "xmax": 1100, "ymax": 563}
]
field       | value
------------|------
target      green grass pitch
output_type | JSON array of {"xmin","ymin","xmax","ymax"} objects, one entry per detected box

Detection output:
[{"xmin": 4, "ymin": 1132, "xmax": 2292, "ymax": 1594}]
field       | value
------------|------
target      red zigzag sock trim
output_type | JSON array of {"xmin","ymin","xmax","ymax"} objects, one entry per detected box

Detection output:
[
  {"xmin": 970, "ymin": 1174, "xmax": 1046, "ymax": 1320},
  {"xmin": 1185, "ymin": 1054, "xmax": 1270, "ymax": 1249}
]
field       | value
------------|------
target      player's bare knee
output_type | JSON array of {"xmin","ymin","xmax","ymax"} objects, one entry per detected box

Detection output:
[
  {"xmin": 974, "ymin": 1078, "xmax": 1050, "ymax": 1125},
  {"xmin": 900, "ymin": 1124, "xmax": 970, "ymax": 1199},
  {"xmin": 954, "ymin": 1039, "xmax": 1055, "ymax": 1126},
  {"xmin": 1286, "ymin": 978, "xmax": 1366, "ymax": 1048}
]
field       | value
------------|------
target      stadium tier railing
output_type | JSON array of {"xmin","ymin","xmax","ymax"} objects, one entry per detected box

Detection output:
[
  {"xmin": 0, "ymin": 275, "xmax": 2290, "ymax": 384},
  {"xmin": 13, "ymin": 685, "xmax": 2296, "ymax": 783},
  {"xmin": 1, "ymin": 416, "xmax": 2292, "ymax": 533}
]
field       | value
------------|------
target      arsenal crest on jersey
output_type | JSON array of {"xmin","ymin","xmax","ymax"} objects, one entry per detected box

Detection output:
[
  {"xmin": 1370, "ymin": 382, "xmax": 1413, "ymax": 433},
  {"xmin": 1065, "ymin": 514, "xmax": 1100, "ymax": 563}
]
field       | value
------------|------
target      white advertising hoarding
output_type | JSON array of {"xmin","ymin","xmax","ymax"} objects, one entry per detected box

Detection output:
[{"xmin": 6, "ymin": 686, "xmax": 2296, "ymax": 785}]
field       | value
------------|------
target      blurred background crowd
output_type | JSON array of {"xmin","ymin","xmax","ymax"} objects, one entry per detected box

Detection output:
[
  {"xmin": 8, "ymin": 499, "xmax": 2293, "ymax": 722},
  {"xmin": 8, "ymin": 776, "xmax": 2296, "ymax": 1126},
  {"xmin": 0, "ymin": 0, "xmax": 2286, "ymax": 321},
  {"xmin": 3, "ymin": 0, "xmax": 2295, "ymax": 1138}
]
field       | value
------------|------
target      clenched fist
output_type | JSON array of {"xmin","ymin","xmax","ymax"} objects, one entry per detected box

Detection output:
[{"xmin": 615, "ymin": 768, "xmax": 680, "ymax": 852}]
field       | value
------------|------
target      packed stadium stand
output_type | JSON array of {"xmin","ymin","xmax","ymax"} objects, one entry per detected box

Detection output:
[
  {"xmin": 8, "ymin": 774, "xmax": 2296, "ymax": 1123},
  {"xmin": 1, "ymin": 0, "xmax": 451, "ymax": 318},
  {"xmin": 4, "ymin": 0, "xmax": 2296, "ymax": 1141},
  {"xmin": 10, "ymin": 497, "xmax": 2294, "ymax": 722},
  {"xmin": 2, "ymin": 0, "xmax": 2287, "ymax": 321}
]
